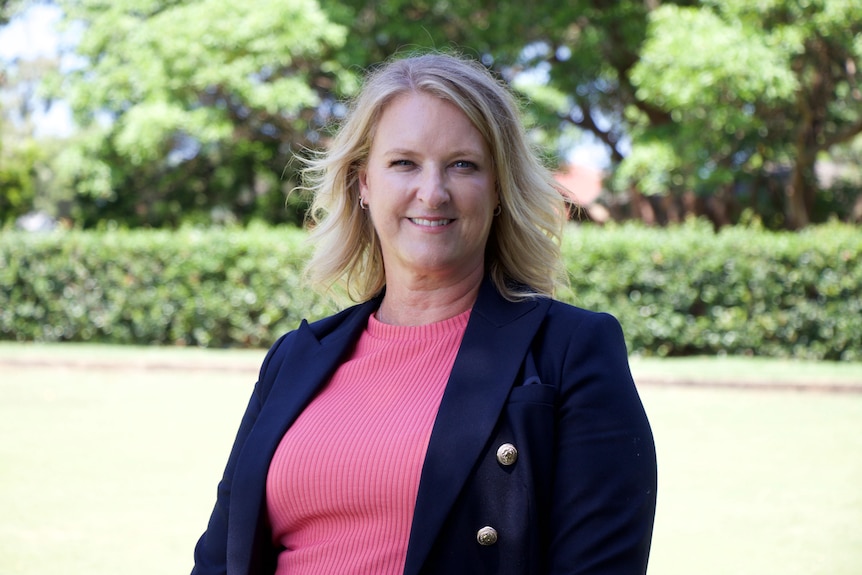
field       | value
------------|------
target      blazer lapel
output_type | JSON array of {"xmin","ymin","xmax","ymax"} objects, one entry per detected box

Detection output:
[
  {"xmin": 403, "ymin": 281, "xmax": 551, "ymax": 575},
  {"xmin": 227, "ymin": 299, "xmax": 378, "ymax": 575}
]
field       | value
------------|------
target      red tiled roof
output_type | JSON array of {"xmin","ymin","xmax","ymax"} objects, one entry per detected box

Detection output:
[{"xmin": 553, "ymin": 163, "xmax": 603, "ymax": 206}]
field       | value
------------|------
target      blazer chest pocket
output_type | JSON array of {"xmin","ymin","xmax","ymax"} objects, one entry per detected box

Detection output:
[
  {"xmin": 503, "ymin": 383, "xmax": 556, "ymax": 477},
  {"xmin": 507, "ymin": 383, "xmax": 556, "ymax": 406}
]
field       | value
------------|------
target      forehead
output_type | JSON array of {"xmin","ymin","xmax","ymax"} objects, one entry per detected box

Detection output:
[{"xmin": 371, "ymin": 92, "xmax": 488, "ymax": 149}]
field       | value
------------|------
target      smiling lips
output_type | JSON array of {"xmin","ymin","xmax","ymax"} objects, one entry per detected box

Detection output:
[{"xmin": 410, "ymin": 218, "xmax": 453, "ymax": 227}]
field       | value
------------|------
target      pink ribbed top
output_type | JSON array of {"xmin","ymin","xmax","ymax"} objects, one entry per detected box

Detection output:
[{"xmin": 265, "ymin": 309, "xmax": 470, "ymax": 575}]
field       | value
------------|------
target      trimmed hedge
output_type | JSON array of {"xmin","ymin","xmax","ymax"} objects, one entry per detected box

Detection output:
[
  {"xmin": 1, "ymin": 221, "xmax": 860, "ymax": 360},
  {"xmin": 562, "ymin": 220, "xmax": 861, "ymax": 361},
  {"xmin": 0, "ymin": 226, "xmax": 326, "ymax": 348}
]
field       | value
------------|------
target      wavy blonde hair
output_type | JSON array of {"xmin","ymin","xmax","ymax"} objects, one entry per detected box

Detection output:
[{"xmin": 301, "ymin": 51, "xmax": 569, "ymax": 302}]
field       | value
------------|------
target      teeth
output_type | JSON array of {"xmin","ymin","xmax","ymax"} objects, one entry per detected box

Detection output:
[{"xmin": 411, "ymin": 218, "xmax": 451, "ymax": 227}]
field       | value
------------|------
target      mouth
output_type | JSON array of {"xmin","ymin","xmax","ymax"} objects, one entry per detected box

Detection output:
[{"xmin": 409, "ymin": 218, "xmax": 453, "ymax": 227}]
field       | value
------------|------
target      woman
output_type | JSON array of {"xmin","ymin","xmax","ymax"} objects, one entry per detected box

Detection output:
[{"xmin": 191, "ymin": 52, "xmax": 656, "ymax": 575}]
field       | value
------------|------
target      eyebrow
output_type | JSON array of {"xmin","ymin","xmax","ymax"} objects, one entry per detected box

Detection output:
[{"xmin": 380, "ymin": 147, "xmax": 485, "ymax": 157}]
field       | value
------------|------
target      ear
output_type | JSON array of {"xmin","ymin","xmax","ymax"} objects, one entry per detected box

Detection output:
[{"xmin": 358, "ymin": 167, "xmax": 369, "ymax": 195}]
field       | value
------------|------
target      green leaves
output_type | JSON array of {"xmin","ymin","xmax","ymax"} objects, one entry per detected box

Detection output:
[
  {"xmin": 623, "ymin": 1, "xmax": 862, "ymax": 226},
  {"xmin": 0, "ymin": 226, "xmax": 335, "ymax": 347},
  {"xmin": 54, "ymin": 0, "xmax": 348, "ymax": 227},
  {"xmin": 562, "ymin": 220, "xmax": 862, "ymax": 360},
  {"xmin": 6, "ymin": 0, "xmax": 860, "ymax": 228},
  {"xmin": 2, "ymin": 223, "xmax": 859, "ymax": 360},
  {"xmin": 621, "ymin": 4, "xmax": 799, "ymax": 197},
  {"xmin": 632, "ymin": 6, "xmax": 797, "ymax": 110}
]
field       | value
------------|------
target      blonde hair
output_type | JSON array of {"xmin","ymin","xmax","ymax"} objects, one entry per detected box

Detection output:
[{"xmin": 301, "ymin": 51, "xmax": 569, "ymax": 302}]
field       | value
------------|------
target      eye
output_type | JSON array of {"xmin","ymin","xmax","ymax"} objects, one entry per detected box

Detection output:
[
  {"xmin": 389, "ymin": 159, "xmax": 415, "ymax": 168},
  {"xmin": 452, "ymin": 160, "xmax": 478, "ymax": 170}
]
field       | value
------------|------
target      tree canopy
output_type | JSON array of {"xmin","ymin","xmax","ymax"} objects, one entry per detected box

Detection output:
[
  {"xmin": 624, "ymin": 0, "xmax": 862, "ymax": 228},
  {"xmin": 1, "ymin": 0, "xmax": 860, "ymax": 229},
  {"xmin": 47, "ymin": 0, "xmax": 348, "ymax": 226}
]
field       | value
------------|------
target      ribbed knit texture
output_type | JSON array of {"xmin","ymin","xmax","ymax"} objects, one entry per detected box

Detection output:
[{"xmin": 266, "ymin": 309, "xmax": 470, "ymax": 575}]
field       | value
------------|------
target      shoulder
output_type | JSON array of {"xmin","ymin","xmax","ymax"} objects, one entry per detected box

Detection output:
[
  {"xmin": 256, "ymin": 298, "xmax": 379, "ymax": 390},
  {"xmin": 475, "ymin": 279, "xmax": 625, "ymax": 345},
  {"xmin": 540, "ymin": 300, "xmax": 628, "ymax": 361},
  {"xmin": 303, "ymin": 298, "xmax": 378, "ymax": 338},
  {"xmin": 547, "ymin": 300, "xmax": 620, "ymax": 331}
]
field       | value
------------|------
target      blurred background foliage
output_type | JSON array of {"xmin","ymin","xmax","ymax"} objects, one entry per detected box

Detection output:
[
  {"xmin": 1, "ymin": 0, "xmax": 860, "ymax": 231},
  {"xmin": 3, "ymin": 221, "xmax": 860, "ymax": 359}
]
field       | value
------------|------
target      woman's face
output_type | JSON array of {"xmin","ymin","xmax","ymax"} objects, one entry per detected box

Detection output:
[{"xmin": 359, "ymin": 92, "xmax": 498, "ymax": 286}]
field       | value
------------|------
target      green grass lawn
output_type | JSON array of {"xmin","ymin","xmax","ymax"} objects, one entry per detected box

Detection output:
[{"xmin": 1, "ymin": 344, "xmax": 860, "ymax": 575}]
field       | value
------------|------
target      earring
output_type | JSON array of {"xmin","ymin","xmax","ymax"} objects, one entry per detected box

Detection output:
[
  {"xmin": 359, "ymin": 196, "xmax": 368, "ymax": 210},
  {"xmin": 493, "ymin": 204, "xmax": 502, "ymax": 216}
]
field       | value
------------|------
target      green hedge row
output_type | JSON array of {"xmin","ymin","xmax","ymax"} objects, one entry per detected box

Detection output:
[
  {"xmin": 562, "ymin": 221, "xmax": 861, "ymax": 361},
  {"xmin": 0, "ymin": 226, "xmax": 327, "ymax": 349},
  {"xmin": 1, "ymin": 221, "xmax": 860, "ymax": 360}
]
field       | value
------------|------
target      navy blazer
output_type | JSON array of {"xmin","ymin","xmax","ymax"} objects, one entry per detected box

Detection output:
[{"xmin": 192, "ymin": 279, "xmax": 657, "ymax": 575}]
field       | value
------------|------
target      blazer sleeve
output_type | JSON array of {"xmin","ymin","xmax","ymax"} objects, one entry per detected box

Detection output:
[
  {"xmin": 546, "ymin": 311, "xmax": 657, "ymax": 575},
  {"xmin": 190, "ymin": 333, "xmax": 290, "ymax": 575}
]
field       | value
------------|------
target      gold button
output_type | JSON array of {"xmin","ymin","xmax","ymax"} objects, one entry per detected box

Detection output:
[
  {"xmin": 496, "ymin": 443, "xmax": 518, "ymax": 466},
  {"xmin": 476, "ymin": 526, "xmax": 498, "ymax": 546}
]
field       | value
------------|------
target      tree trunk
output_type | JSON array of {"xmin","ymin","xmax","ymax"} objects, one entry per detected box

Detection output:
[
  {"xmin": 786, "ymin": 148, "xmax": 820, "ymax": 230},
  {"xmin": 786, "ymin": 98, "xmax": 818, "ymax": 230},
  {"xmin": 785, "ymin": 166, "xmax": 809, "ymax": 229},
  {"xmin": 630, "ymin": 187, "xmax": 656, "ymax": 225}
]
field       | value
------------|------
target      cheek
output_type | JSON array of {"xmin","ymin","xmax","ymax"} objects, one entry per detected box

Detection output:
[{"xmin": 365, "ymin": 201, "xmax": 396, "ymax": 236}]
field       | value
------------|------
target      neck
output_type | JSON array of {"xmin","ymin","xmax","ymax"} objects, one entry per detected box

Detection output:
[{"xmin": 376, "ymin": 269, "xmax": 484, "ymax": 326}]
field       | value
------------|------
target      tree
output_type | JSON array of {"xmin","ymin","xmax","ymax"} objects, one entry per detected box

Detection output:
[
  {"xmin": 0, "ymin": 1, "xmax": 55, "ymax": 225},
  {"xmin": 27, "ymin": 0, "xmax": 860, "ymax": 228},
  {"xmin": 618, "ymin": 4, "xmax": 800, "ymax": 226},
  {"xmin": 50, "ymin": 0, "xmax": 348, "ymax": 227},
  {"xmin": 327, "ymin": 0, "xmax": 861, "ymax": 229},
  {"xmin": 0, "ymin": 129, "xmax": 43, "ymax": 225},
  {"xmin": 622, "ymin": 0, "xmax": 862, "ymax": 228}
]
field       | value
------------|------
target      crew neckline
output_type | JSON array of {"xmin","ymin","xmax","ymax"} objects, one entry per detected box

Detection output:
[{"xmin": 365, "ymin": 308, "xmax": 472, "ymax": 340}]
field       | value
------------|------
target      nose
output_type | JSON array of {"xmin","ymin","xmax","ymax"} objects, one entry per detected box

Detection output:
[{"xmin": 416, "ymin": 168, "xmax": 449, "ymax": 209}]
